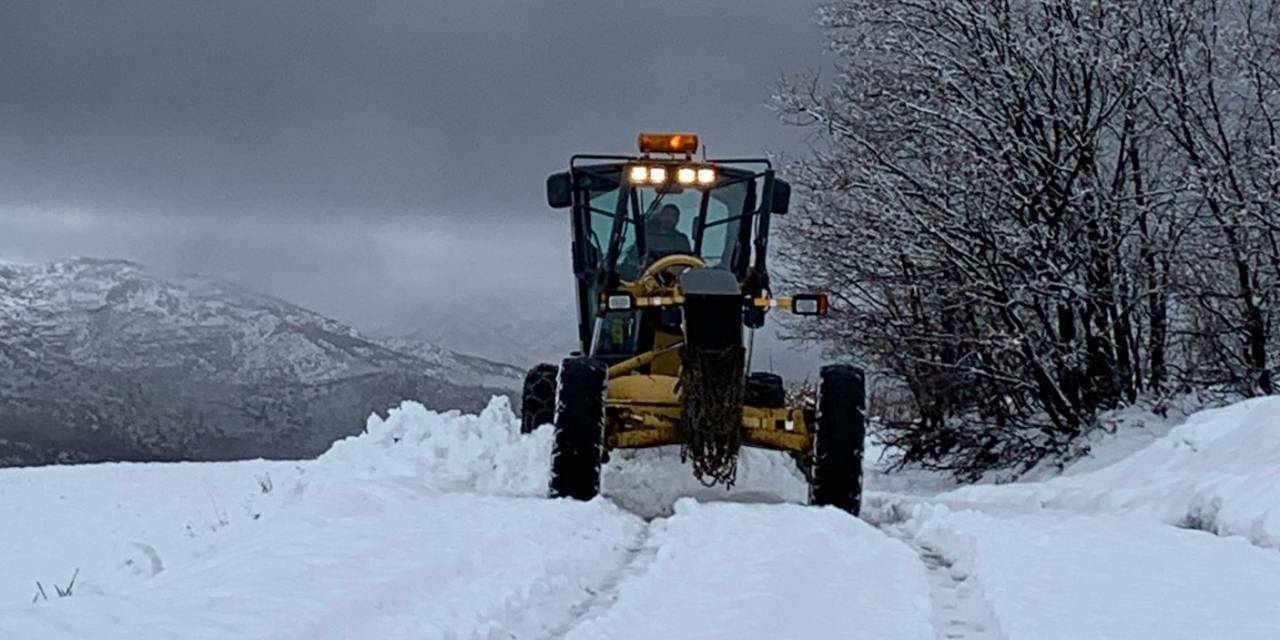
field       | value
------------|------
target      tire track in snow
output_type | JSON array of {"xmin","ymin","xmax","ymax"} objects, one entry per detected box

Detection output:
[
  {"xmin": 873, "ymin": 509, "xmax": 1004, "ymax": 640},
  {"xmin": 866, "ymin": 495, "xmax": 1003, "ymax": 640},
  {"xmin": 535, "ymin": 519, "xmax": 658, "ymax": 640},
  {"xmin": 910, "ymin": 540, "xmax": 1005, "ymax": 640}
]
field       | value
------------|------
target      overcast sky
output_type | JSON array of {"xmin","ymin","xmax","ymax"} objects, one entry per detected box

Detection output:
[{"xmin": 0, "ymin": 1, "xmax": 827, "ymax": 343}]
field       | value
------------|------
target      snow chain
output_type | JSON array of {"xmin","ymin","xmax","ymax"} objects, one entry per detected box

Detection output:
[{"xmin": 679, "ymin": 344, "xmax": 745, "ymax": 487}]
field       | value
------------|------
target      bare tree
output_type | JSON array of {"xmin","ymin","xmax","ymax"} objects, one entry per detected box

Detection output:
[
  {"xmin": 1143, "ymin": 0, "xmax": 1279, "ymax": 395},
  {"xmin": 775, "ymin": 0, "xmax": 1276, "ymax": 478}
]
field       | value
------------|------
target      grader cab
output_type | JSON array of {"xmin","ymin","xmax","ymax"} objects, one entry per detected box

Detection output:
[{"xmin": 521, "ymin": 133, "xmax": 865, "ymax": 514}]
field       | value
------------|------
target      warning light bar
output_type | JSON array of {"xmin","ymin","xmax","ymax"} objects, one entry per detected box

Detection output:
[{"xmin": 638, "ymin": 132, "xmax": 699, "ymax": 154}]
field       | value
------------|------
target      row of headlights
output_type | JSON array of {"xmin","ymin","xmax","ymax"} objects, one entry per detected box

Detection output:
[{"xmin": 629, "ymin": 165, "xmax": 717, "ymax": 186}]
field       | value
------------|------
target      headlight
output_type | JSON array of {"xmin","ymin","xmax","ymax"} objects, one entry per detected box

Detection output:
[
  {"xmin": 696, "ymin": 168, "xmax": 716, "ymax": 185},
  {"xmin": 629, "ymin": 165, "xmax": 648, "ymax": 184},
  {"xmin": 648, "ymin": 166, "xmax": 667, "ymax": 184},
  {"xmin": 676, "ymin": 167, "xmax": 697, "ymax": 184},
  {"xmin": 606, "ymin": 293, "xmax": 635, "ymax": 311},
  {"xmin": 790, "ymin": 293, "xmax": 829, "ymax": 316}
]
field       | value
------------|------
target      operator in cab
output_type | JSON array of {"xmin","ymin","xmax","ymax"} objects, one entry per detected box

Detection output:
[
  {"xmin": 645, "ymin": 204, "xmax": 692, "ymax": 260},
  {"xmin": 618, "ymin": 203, "xmax": 694, "ymax": 279}
]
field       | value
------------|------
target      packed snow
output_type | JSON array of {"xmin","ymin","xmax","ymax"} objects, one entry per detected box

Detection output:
[
  {"xmin": 4, "ymin": 394, "xmax": 1280, "ymax": 638},
  {"xmin": 563, "ymin": 499, "xmax": 932, "ymax": 640}
]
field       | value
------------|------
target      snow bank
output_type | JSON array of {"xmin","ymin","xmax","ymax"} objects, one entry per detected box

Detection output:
[
  {"xmin": 314, "ymin": 396, "xmax": 553, "ymax": 496},
  {"xmin": 565, "ymin": 499, "xmax": 933, "ymax": 640},
  {"xmin": 901, "ymin": 504, "xmax": 1280, "ymax": 640},
  {"xmin": 942, "ymin": 396, "xmax": 1280, "ymax": 549}
]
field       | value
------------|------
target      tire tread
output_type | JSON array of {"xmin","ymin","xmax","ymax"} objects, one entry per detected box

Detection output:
[
  {"xmin": 549, "ymin": 357, "xmax": 608, "ymax": 500},
  {"xmin": 810, "ymin": 364, "xmax": 866, "ymax": 514}
]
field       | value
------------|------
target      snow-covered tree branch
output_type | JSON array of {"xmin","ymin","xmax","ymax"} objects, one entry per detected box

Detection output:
[{"xmin": 775, "ymin": 0, "xmax": 1279, "ymax": 478}]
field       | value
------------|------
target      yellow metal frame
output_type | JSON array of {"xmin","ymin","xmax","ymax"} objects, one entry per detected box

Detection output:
[
  {"xmin": 596, "ymin": 253, "xmax": 818, "ymax": 455},
  {"xmin": 604, "ymin": 373, "xmax": 812, "ymax": 454}
]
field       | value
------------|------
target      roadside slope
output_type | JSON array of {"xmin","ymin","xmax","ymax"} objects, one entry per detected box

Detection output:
[{"xmin": 941, "ymin": 397, "xmax": 1280, "ymax": 548}]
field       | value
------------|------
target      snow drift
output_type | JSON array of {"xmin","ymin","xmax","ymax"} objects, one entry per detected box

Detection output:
[
  {"xmin": 942, "ymin": 396, "xmax": 1280, "ymax": 549},
  {"xmin": 315, "ymin": 398, "xmax": 556, "ymax": 495}
]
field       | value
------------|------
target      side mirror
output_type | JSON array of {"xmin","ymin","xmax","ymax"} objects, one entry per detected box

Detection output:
[
  {"xmin": 546, "ymin": 172, "xmax": 572, "ymax": 209},
  {"xmin": 771, "ymin": 179, "xmax": 791, "ymax": 215}
]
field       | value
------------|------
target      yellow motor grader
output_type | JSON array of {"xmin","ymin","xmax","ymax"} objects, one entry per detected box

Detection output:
[{"xmin": 521, "ymin": 133, "xmax": 865, "ymax": 514}]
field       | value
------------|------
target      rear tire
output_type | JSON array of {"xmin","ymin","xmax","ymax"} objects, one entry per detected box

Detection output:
[
  {"xmin": 809, "ymin": 365, "xmax": 866, "ymax": 515},
  {"xmin": 745, "ymin": 372, "xmax": 786, "ymax": 408},
  {"xmin": 549, "ymin": 357, "xmax": 608, "ymax": 501},
  {"xmin": 520, "ymin": 363, "xmax": 558, "ymax": 434}
]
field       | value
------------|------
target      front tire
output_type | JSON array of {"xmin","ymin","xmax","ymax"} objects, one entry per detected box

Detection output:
[
  {"xmin": 549, "ymin": 357, "xmax": 608, "ymax": 500},
  {"xmin": 520, "ymin": 363, "xmax": 558, "ymax": 434},
  {"xmin": 809, "ymin": 365, "xmax": 866, "ymax": 515}
]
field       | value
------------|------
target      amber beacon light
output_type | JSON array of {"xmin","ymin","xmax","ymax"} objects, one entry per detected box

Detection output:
[{"xmin": 638, "ymin": 132, "xmax": 699, "ymax": 154}]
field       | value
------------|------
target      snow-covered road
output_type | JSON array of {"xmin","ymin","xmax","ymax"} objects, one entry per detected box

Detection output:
[
  {"xmin": 2, "ymin": 397, "xmax": 1278, "ymax": 639},
  {"xmin": 559, "ymin": 500, "xmax": 932, "ymax": 640},
  {"xmin": 0, "ymin": 464, "xmax": 933, "ymax": 639}
]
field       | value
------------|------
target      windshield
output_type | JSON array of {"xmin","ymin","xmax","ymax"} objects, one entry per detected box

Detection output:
[
  {"xmin": 578, "ymin": 171, "xmax": 753, "ymax": 281},
  {"xmin": 571, "ymin": 164, "xmax": 758, "ymax": 328}
]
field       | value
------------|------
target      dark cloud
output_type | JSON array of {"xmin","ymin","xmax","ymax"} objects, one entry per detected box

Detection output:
[{"xmin": 0, "ymin": 1, "xmax": 825, "ymax": 341}]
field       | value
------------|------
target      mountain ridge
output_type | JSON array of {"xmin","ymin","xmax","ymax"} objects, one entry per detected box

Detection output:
[{"xmin": 0, "ymin": 257, "xmax": 519, "ymax": 467}]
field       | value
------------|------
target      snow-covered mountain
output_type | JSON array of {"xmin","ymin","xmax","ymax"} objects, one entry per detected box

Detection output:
[
  {"xmin": 377, "ymin": 336, "xmax": 524, "ymax": 390},
  {"xmin": 397, "ymin": 302, "xmax": 579, "ymax": 368},
  {"xmin": 0, "ymin": 258, "xmax": 516, "ymax": 467}
]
